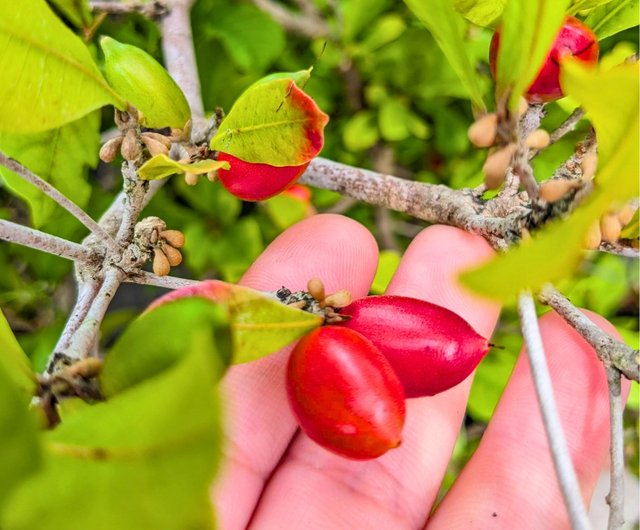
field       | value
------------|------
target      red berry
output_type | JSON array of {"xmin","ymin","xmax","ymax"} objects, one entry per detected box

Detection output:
[
  {"xmin": 490, "ymin": 16, "xmax": 598, "ymax": 103},
  {"xmin": 337, "ymin": 295, "xmax": 490, "ymax": 398},
  {"xmin": 286, "ymin": 326, "xmax": 406, "ymax": 460},
  {"xmin": 217, "ymin": 152, "xmax": 310, "ymax": 201}
]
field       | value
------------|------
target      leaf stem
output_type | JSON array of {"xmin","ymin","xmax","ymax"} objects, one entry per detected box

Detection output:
[
  {"xmin": 124, "ymin": 271, "xmax": 201, "ymax": 290},
  {"xmin": 0, "ymin": 219, "xmax": 95, "ymax": 263},
  {"xmin": 517, "ymin": 291, "xmax": 592, "ymax": 530},
  {"xmin": 0, "ymin": 152, "xmax": 119, "ymax": 253}
]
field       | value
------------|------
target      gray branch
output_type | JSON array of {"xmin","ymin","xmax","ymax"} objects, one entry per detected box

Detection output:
[
  {"xmin": 539, "ymin": 285, "xmax": 639, "ymax": 382},
  {"xmin": 599, "ymin": 241, "xmax": 639, "ymax": 259},
  {"xmin": 89, "ymin": 0, "xmax": 167, "ymax": 16},
  {"xmin": 606, "ymin": 367, "xmax": 625, "ymax": 530},
  {"xmin": 0, "ymin": 219, "xmax": 95, "ymax": 263},
  {"xmin": 0, "ymin": 152, "xmax": 118, "ymax": 253},
  {"xmin": 252, "ymin": 0, "xmax": 329, "ymax": 38},
  {"xmin": 518, "ymin": 292, "xmax": 592, "ymax": 530},
  {"xmin": 125, "ymin": 271, "xmax": 201, "ymax": 289}
]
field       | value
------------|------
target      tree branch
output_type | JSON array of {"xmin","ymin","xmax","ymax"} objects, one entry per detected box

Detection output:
[
  {"xmin": 125, "ymin": 271, "xmax": 201, "ymax": 289},
  {"xmin": 251, "ymin": 0, "xmax": 329, "ymax": 38},
  {"xmin": 517, "ymin": 292, "xmax": 592, "ymax": 530},
  {"xmin": 161, "ymin": 0, "xmax": 203, "ymax": 119},
  {"xmin": 539, "ymin": 285, "xmax": 639, "ymax": 382},
  {"xmin": 605, "ymin": 367, "xmax": 625, "ymax": 530},
  {"xmin": 89, "ymin": 0, "xmax": 167, "ymax": 16},
  {"xmin": 0, "ymin": 152, "xmax": 118, "ymax": 253},
  {"xmin": 598, "ymin": 241, "xmax": 639, "ymax": 259},
  {"xmin": 0, "ymin": 219, "xmax": 95, "ymax": 263}
]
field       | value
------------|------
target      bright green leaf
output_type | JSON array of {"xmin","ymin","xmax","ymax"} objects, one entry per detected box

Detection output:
[
  {"xmin": 0, "ymin": 112, "xmax": 98, "ymax": 227},
  {"xmin": 620, "ymin": 208, "xmax": 639, "ymax": 239},
  {"xmin": 264, "ymin": 193, "xmax": 308, "ymax": 229},
  {"xmin": 343, "ymin": 110, "xmax": 379, "ymax": 151},
  {"xmin": 100, "ymin": 298, "xmax": 231, "ymax": 397},
  {"xmin": 138, "ymin": 154, "xmax": 229, "ymax": 181},
  {"xmin": 0, "ymin": 363, "xmax": 40, "ymax": 515},
  {"xmin": 101, "ymin": 36, "xmax": 191, "ymax": 129},
  {"xmin": 354, "ymin": 14, "xmax": 406, "ymax": 55},
  {"xmin": 145, "ymin": 280, "xmax": 323, "ymax": 364},
  {"xmin": 403, "ymin": 0, "xmax": 487, "ymax": 112},
  {"xmin": 0, "ymin": 309, "xmax": 35, "ymax": 397},
  {"xmin": 3, "ymin": 344, "xmax": 221, "ymax": 530},
  {"xmin": 453, "ymin": 0, "xmax": 507, "ymax": 27},
  {"xmin": 210, "ymin": 78, "xmax": 329, "ymax": 166},
  {"xmin": 461, "ymin": 62, "xmax": 639, "ymax": 301},
  {"xmin": 342, "ymin": 0, "xmax": 391, "ymax": 42},
  {"xmin": 0, "ymin": 0, "xmax": 125, "ymax": 133},
  {"xmin": 495, "ymin": 0, "xmax": 570, "ymax": 109},
  {"xmin": 48, "ymin": 0, "xmax": 92, "ymax": 28},
  {"xmin": 584, "ymin": 0, "xmax": 639, "ymax": 39},
  {"xmin": 568, "ymin": 0, "xmax": 615, "ymax": 15},
  {"xmin": 252, "ymin": 69, "xmax": 313, "ymax": 89}
]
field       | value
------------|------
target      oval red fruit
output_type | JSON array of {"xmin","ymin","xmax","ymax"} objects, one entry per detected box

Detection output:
[
  {"xmin": 490, "ymin": 16, "xmax": 598, "ymax": 103},
  {"xmin": 217, "ymin": 152, "xmax": 309, "ymax": 201},
  {"xmin": 286, "ymin": 326, "xmax": 406, "ymax": 460},
  {"xmin": 337, "ymin": 295, "xmax": 490, "ymax": 398}
]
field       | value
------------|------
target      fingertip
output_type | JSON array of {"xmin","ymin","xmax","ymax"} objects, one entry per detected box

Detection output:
[{"xmin": 241, "ymin": 213, "xmax": 379, "ymax": 297}]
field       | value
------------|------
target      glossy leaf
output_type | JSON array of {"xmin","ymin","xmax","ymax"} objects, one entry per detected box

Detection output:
[
  {"xmin": 0, "ymin": 309, "xmax": 36, "ymax": 396},
  {"xmin": 100, "ymin": 298, "xmax": 231, "ymax": 398},
  {"xmin": 252, "ymin": 69, "xmax": 313, "ymax": 89},
  {"xmin": 495, "ymin": 0, "xmax": 570, "ymax": 109},
  {"xmin": 0, "ymin": 112, "xmax": 98, "ymax": 227},
  {"xmin": 2, "ymin": 342, "xmax": 221, "ymax": 530},
  {"xmin": 461, "ymin": 62, "xmax": 639, "ymax": 301},
  {"xmin": 209, "ymin": 78, "xmax": 329, "ymax": 167},
  {"xmin": 0, "ymin": 0, "xmax": 125, "ymax": 133},
  {"xmin": 146, "ymin": 280, "xmax": 323, "ymax": 364},
  {"xmin": 371, "ymin": 250, "xmax": 401, "ymax": 294},
  {"xmin": 453, "ymin": 0, "xmax": 506, "ymax": 27},
  {"xmin": 137, "ymin": 154, "xmax": 229, "ymax": 181},
  {"xmin": 568, "ymin": 0, "xmax": 616, "ymax": 14},
  {"xmin": 584, "ymin": 0, "xmax": 639, "ymax": 39},
  {"xmin": 101, "ymin": 37, "xmax": 191, "ymax": 129},
  {"xmin": 0, "ymin": 363, "xmax": 40, "ymax": 514},
  {"xmin": 403, "ymin": 0, "xmax": 486, "ymax": 112}
]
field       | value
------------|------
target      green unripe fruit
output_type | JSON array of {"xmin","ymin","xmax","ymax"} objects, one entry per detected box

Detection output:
[{"xmin": 100, "ymin": 36, "xmax": 191, "ymax": 129}]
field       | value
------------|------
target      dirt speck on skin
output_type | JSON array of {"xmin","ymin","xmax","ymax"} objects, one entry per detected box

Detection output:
[{"xmin": 492, "ymin": 512, "xmax": 497, "ymax": 518}]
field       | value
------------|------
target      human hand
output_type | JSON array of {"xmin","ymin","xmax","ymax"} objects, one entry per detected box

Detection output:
[{"xmin": 211, "ymin": 214, "xmax": 629, "ymax": 530}]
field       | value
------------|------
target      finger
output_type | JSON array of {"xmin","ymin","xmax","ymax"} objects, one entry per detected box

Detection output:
[
  {"xmin": 249, "ymin": 226, "xmax": 501, "ymax": 529},
  {"xmin": 211, "ymin": 214, "xmax": 379, "ymax": 530},
  {"xmin": 427, "ymin": 310, "xmax": 631, "ymax": 529}
]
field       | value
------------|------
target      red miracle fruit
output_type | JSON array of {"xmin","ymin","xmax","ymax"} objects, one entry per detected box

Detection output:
[
  {"xmin": 216, "ymin": 152, "xmax": 310, "ymax": 201},
  {"xmin": 490, "ymin": 15, "xmax": 598, "ymax": 103},
  {"xmin": 337, "ymin": 295, "xmax": 490, "ymax": 398},
  {"xmin": 286, "ymin": 326, "xmax": 406, "ymax": 460}
]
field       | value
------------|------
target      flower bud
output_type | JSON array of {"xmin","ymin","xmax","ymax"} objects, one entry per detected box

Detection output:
[
  {"xmin": 99, "ymin": 136, "xmax": 123, "ymax": 163},
  {"xmin": 483, "ymin": 143, "xmax": 517, "ymax": 189},
  {"xmin": 584, "ymin": 221, "xmax": 602, "ymax": 249},
  {"xmin": 141, "ymin": 135, "xmax": 169, "ymax": 157},
  {"xmin": 539, "ymin": 179, "xmax": 579, "ymax": 202},
  {"xmin": 160, "ymin": 229, "xmax": 185, "ymax": 248},
  {"xmin": 468, "ymin": 113, "xmax": 498, "ymax": 148},
  {"xmin": 121, "ymin": 129, "xmax": 141, "ymax": 162},
  {"xmin": 525, "ymin": 129, "xmax": 551, "ymax": 150},
  {"xmin": 600, "ymin": 213, "xmax": 622, "ymax": 243},
  {"xmin": 163, "ymin": 244, "xmax": 183, "ymax": 267},
  {"xmin": 153, "ymin": 248, "xmax": 171, "ymax": 276}
]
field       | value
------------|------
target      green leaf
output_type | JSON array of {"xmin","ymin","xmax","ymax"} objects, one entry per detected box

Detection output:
[
  {"xmin": 0, "ymin": 309, "xmax": 36, "ymax": 396},
  {"xmin": 48, "ymin": 0, "xmax": 92, "ymax": 28},
  {"xmin": 343, "ymin": 110, "xmax": 379, "ymax": 151},
  {"xmin": 568, "ymin": 0, "xmax": 616, "ymax": 15},
  {"xmin": 453, "ymin": 0, "xmax": 507, "ymax": 27},
  {"xmin": 371, "ymin": 250, "xmax": 401, "ymax": 294},
  {"xmin": 461, "ymin": 62, "xmax": 639, "ymax": 301},
  {"xmin": 264, "ymin": 193, "xmax": 309, "ymax": 229},
  {"xmin": 620, "ymin": 208, "xmax": 639, "ymax": 239},
  {"xmin": 252, "ymin": 69, "xmax": 313, "ymax": 89},
  {"xmin": 209, "ymin": 78, "xmax": 329, "ymax": 166},
  {"xmin": 137, "ymin": 154, "xmax": 229, "ymax": 181},
  {"xmin": 495, "ymin": 0, "xmax": 570, "ymax": 109},
  {"xmin": 354, "ymin": 14, "xmax": 406, "ymax": 55},
  {"xmin": 0, "ymin": 363, "xmax": 40, "ymax": 515},
  {"xmin": 378, "ymin": 99, "xmax": 411, "ymax": 142},
  {"xmin": 100, "ymin": 298, "xmax": 231, "ymax": 397},
  {"xmin": 403, "ymin": 0, "xmax": 487, "ymax": 112},
  {"xmin": 0, "ymin": 0, "xmax": 125, "ymax": 133},
  {"xmin": 204, "ymin": 3, "xmax": 285, "ymax": 72},
  {"xmin": 342, "ymin": 0, "xmax": 390, "ymax": 42},
  {"xmin": 584, "ymin": 0, "xmax": 639, "ymax": 39},
  {"xmin": 0, "ymin": 111, "xmax": 98, "ymax": 227},
  {"xmin": 2, "ymin": 343, "xmax": 221, "ymax": 530},
  {"xmin": 146, "ymin": 280, "xmax": 323, "ymax": 364},
  {"xmin": 101, "ymin": 36, "xmax": 191, "ymax": 129}
]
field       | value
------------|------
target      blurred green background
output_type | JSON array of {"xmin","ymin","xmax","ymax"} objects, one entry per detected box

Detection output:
[{"xmin": 0, "ymin": 0, "xmax": 637, "ymax": 493}]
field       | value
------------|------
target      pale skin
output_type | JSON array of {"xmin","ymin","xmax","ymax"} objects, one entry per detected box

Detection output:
[{"xmin": 211, "ymin": 214, "xmax": 630, "ymax": 530}]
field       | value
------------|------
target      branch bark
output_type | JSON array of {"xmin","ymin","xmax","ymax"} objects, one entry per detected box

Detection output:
[
  {"xmin": 605, "ymin": 367, "xmax": 625, "ymax": 530},
  {"xmin": 0, "ymin": 152, "xmax": 118, "ymax": 253},
  {"xmin": 89, "ymin": 0, "xmax": 167, "ymax": 16},
  {"xmin": 539, "ymin": 284, "xmax": 639, "ymax": 382},
  {"xmin": 125, "ymin": 271, "xmax": 201, "ymax": 289},
  {"xmin": 252, "ymin": 0, "xmax": 329, "ymax": 38},
  {"xmin": 518, "ymin": 292, "xmax": 592, "ymax": 530},
  {"xmin": 0, "ymin": 220, "xmax": 95, "ymax": 263}
]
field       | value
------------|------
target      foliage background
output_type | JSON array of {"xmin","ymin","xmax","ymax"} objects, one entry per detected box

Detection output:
[{"xmin": 0, "ymin": 0, "xmax": 637, "ymax": 497}]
